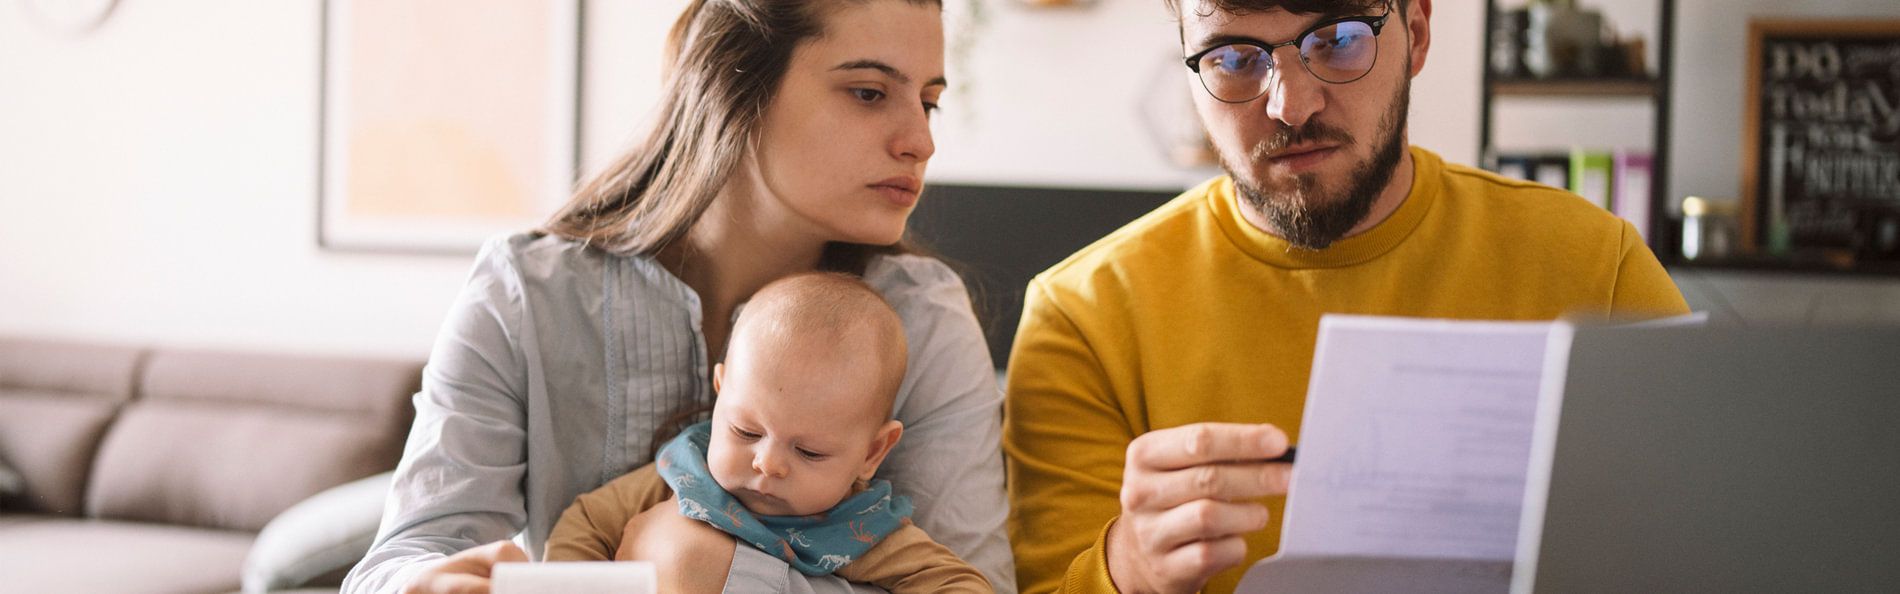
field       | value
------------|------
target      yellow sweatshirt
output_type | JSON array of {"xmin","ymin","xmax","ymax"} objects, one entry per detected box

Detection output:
[{"xmin": 1003, "ymin": 147, "xmax": 1688, "ymax": 594}]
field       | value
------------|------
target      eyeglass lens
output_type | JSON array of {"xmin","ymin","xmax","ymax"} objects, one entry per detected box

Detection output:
[{"xmin": 1197, "ymin": 19, "xmax": 1379, "ymax": 102}]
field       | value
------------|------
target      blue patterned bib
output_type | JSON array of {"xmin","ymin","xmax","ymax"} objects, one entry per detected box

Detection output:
[{"xmin": 656, "ymin": 421, "xmax": 913, "ymax": 575}]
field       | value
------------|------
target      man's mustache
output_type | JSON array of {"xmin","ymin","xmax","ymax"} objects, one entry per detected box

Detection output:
[{"xmin": 1249, "ymin": 121, "xmax": 1356, "ymax": 162}]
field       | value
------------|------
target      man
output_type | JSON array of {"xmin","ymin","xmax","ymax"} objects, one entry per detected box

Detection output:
[{"xmin": 1002, "ymin": 1, "xmax": 1688, "ymax": 593}]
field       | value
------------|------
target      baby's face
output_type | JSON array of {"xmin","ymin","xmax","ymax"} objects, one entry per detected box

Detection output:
[{"xmin": 705, "ymin": 343, "xmax": 896, "ymax": 517}]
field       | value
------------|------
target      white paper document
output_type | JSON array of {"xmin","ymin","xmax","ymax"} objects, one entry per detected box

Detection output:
[
  {"xmin": 1238, "ymin": 315, "xmax": 1555, "ymax": 593},
  {"xmin": 492, "ymin": 561, "xmax": 656, "ymax": 594}
]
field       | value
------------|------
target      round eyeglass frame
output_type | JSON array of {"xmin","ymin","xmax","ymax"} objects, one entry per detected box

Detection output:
[{"xmin": 1183, "ymin": 4, "xmax": 1392, "ymax": 104}]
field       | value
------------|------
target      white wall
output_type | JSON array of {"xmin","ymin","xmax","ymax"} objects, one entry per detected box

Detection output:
[
  {"xmin": 0, "ymin": 1, "xmax": 467, "ymax": 358},
  {"xmin": 1, "ymin": 0, "xmax": 1895, "ymax": 358},
  {"xmin": 1670, "ymin": 0, "xmax": 1900, "ymax": 204},
  {"xmin": 925, "ymin": 0, "xmax": 1481, "ymax": 189},
  {"xmin": 583, "ymin": 0, "xmax": 1487, "ymax": 190}
]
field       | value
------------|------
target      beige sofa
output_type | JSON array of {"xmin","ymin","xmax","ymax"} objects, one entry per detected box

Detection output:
[{"xmin": 0, "ymin": 336, "xmax": 422, "ymax": 593}]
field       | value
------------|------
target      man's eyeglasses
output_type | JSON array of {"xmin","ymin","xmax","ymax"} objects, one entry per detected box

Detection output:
[{"xmin": 1184, "ymin": 4, "xmax": 1392, "ymax": 104}]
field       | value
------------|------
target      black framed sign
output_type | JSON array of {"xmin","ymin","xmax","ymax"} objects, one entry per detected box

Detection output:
[{"xmin": 1743, "ymin": 19, "xmax": 1900, "ymax": 264}]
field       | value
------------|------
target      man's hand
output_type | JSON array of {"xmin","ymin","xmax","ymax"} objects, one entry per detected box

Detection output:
[
  {"xmin": 400, "ymin": 540, "xmax": 528, "ymax": 594},
  {"xmin": 1107, "ymin": 423, "xmax": 1292, "ymax": 594},
  {"xmin": 616, "ymin": 496, "xmax": 735, "ymax": 594}
]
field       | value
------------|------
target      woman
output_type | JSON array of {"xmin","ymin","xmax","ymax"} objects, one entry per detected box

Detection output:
[{"xmin": 342, "ymin": 1, "xmax": 1014, "ymax": 592}]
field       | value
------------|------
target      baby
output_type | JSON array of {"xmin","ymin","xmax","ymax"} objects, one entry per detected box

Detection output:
[{"xmin": 546, "ymin": 272, "xmax": 990, "ymax": 593}]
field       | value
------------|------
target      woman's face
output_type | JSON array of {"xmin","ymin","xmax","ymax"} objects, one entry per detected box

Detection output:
[{"xmin": 745, "ymin": 1, "xmax": 946, "ymax": 247}]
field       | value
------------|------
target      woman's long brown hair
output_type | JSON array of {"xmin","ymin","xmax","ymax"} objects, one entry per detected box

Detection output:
[{"xmin": 543, "ymin": 0, "xmax": 940, "ymax": 275}]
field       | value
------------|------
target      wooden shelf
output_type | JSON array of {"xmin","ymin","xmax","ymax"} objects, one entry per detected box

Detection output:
[
  {"xmin": 1482, "ymin": 0, "xmax": 1682, "ymax": 261},
  {"xmin": 1489, "ymin": 78, "xmax": 1660, "ymax": 98}
]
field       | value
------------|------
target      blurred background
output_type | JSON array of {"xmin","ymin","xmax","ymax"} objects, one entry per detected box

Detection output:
[
  {"xmin": 4, "ymin": 0, "xmax": 1899, "ymax": 360},
  {"xmin": 3, "ymin": 2, "xmax": 1898, "ymax": 593}
]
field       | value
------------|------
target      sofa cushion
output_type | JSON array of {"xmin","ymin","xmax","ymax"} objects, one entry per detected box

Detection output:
[
  {"xmin": 140, "ymin": 348, "xmax": 418, "ymax": 426},
  {"xmin": 0, "ymin": 338, "xmax": 143, "ymax": 516},
  {"xmin": 82, "ymin": 347, "xmax": 419, "ymax": 532},
  {"xmin": 0, "ymin": 392, "xmax": 122, "ymax": 515},
  {"xmin": 79, "ymin": 345, "xmax": 418, "ymax": 531},
  {"xmin": 0, "ymin": 337, "xmax": 144, "ymax": 400},
  {"xmin": 87, "ymin": 400, "xmax": 403, "ymax": 532},
  {"xmin": 0, "ymin": 517, "xmax": 254, "ymax": 594}
]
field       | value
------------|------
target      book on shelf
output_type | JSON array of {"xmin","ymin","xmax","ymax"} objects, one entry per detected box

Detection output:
[
  {"xmin": 1493, "ymin": 149, "xmax": 1654, "ymax": 236},
  {"xmin": 1612, "ymin": 150, "xmax": 1654, "ymax": 242},
  {"xmin": 1569, "ymin": 149, "xmax": 1614, "ymax": 210},
  {"xmin": 1494, "ymin": 153, "xmax": 1532, "ymax": 182},
  {"xmin": 1533, "ymin": 155, "xmax": 1569, "ymax": 191},
  {"xmin": 1492, "ymin": 152, "xmax": 1572, "ymax": 191}
]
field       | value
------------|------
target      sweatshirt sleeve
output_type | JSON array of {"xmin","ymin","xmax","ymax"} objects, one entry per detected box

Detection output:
[
  {"xmin": 545, "ymin": 463, "xmax": 672, "ymax": 561},
  {"xmin": 1609, "ymin": 220, "xmax": 1691, "ymax": 317},
  {"xmin": 1004, "ymin": 278, "xmax": 1137, "ymax": 594},
  {"xmin": 837, "ymin": 521, "xmax": 994, "ymax": 594}
]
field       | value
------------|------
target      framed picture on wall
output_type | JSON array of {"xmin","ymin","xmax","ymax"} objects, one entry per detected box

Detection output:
[
  {"xmin": 1742, "ymin": 19, "xmax": 1900, "ymax": 264},
  {"xmin": 319, "ymin": 0, "xmax": 581, "ymax": 253}
]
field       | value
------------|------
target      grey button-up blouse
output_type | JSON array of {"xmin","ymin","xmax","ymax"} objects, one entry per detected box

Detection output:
[{"xmin": 344, "ymin": 233, "xmax": 1016, "ymax": 593}]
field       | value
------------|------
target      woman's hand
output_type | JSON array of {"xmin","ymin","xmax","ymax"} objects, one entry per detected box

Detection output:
[
  {"xmin": 400, "ymin": 540, "xmax": 528, "ymax": 594},
  {"xmin": 617, "ymin": 496, "xmax": 735, "ymax": 594}
]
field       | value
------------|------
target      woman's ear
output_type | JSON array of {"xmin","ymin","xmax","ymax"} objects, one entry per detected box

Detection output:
[
  {"xmin": 713, "ymin": 362, "xmax": 725, "ymax": 393},
  {"xmin": 856, "ymin": 420, "xmax": 905, "ymax": 481}
]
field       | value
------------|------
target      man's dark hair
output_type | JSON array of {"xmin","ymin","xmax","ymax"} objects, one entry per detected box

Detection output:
[{"xmin": 1163, "ymin": 0, "xmax": 1408, "ymax": 21}]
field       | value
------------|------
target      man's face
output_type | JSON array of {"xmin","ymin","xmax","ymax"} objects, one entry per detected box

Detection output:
[{"xmin": 1180, "ymin": 1, "xmax": 1421, "ymax": 250}]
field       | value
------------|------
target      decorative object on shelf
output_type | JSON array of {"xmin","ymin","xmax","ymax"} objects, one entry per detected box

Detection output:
[
  {"xmin": 318, "ymin": 0, "xmax": 580, "ymax": 254},
  {"xmin": 1679, "ymin": 197, "xmax": 1738, "ymax": 262},
  {"xmin": 1489, "ymin": 7, "xmax": 1529, "ymax": 78},
  {"xmin": 1481, "ymin": 0, "xmax": 1677, "ymax": 263},
  {"xmin": 1610, "ymin": 34, "xmax": 1648, "ymax": 79},
  {"xmin": 1492, "ymin": 1, "xmax": 1647, "ymax": 83},
  {"xmin": 1742, "ymin": 19, "xmax": 1900, "ymax": 264},
  {"xmin": 20, "ymin": 0, "xmax": 117, "ymax": 35},
  {"xmin": 1523, "ymin": 0, "xmax": 1606, "ymax": 79}
]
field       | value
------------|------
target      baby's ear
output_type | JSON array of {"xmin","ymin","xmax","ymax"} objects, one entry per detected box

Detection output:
[
  {"xmin": 858, "ymin": 420, "xmax": 905, "ymax": 481},
  {"xmin": 713, "ymin": 363, "xmax": 725, "ymax": 393}
]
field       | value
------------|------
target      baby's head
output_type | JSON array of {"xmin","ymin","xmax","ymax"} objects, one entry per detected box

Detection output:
[{"xmin": 707, "ymin": 272, "xmax": 908, "ymax": 516}]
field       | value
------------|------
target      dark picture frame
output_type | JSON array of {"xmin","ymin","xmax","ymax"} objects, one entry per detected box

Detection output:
[{"xmin": 1742, "ymin": 19, "xmax": 1900, "ymax": 264}]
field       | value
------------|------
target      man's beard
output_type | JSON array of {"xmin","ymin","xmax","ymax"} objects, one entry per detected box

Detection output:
[{"xmin": 1222, "ymin": 77, "xmax": 1410, "ymax": 251}]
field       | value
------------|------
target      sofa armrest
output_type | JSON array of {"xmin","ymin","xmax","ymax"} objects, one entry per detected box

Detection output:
[{"xmin": 242, "ymin": 471, "xmax": 392, "ymax": 593}]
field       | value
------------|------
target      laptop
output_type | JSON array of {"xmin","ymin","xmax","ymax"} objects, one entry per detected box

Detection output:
[{"xmin": 1516, "ymin": 324, "xmax": 1900, "ymax": 593}]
